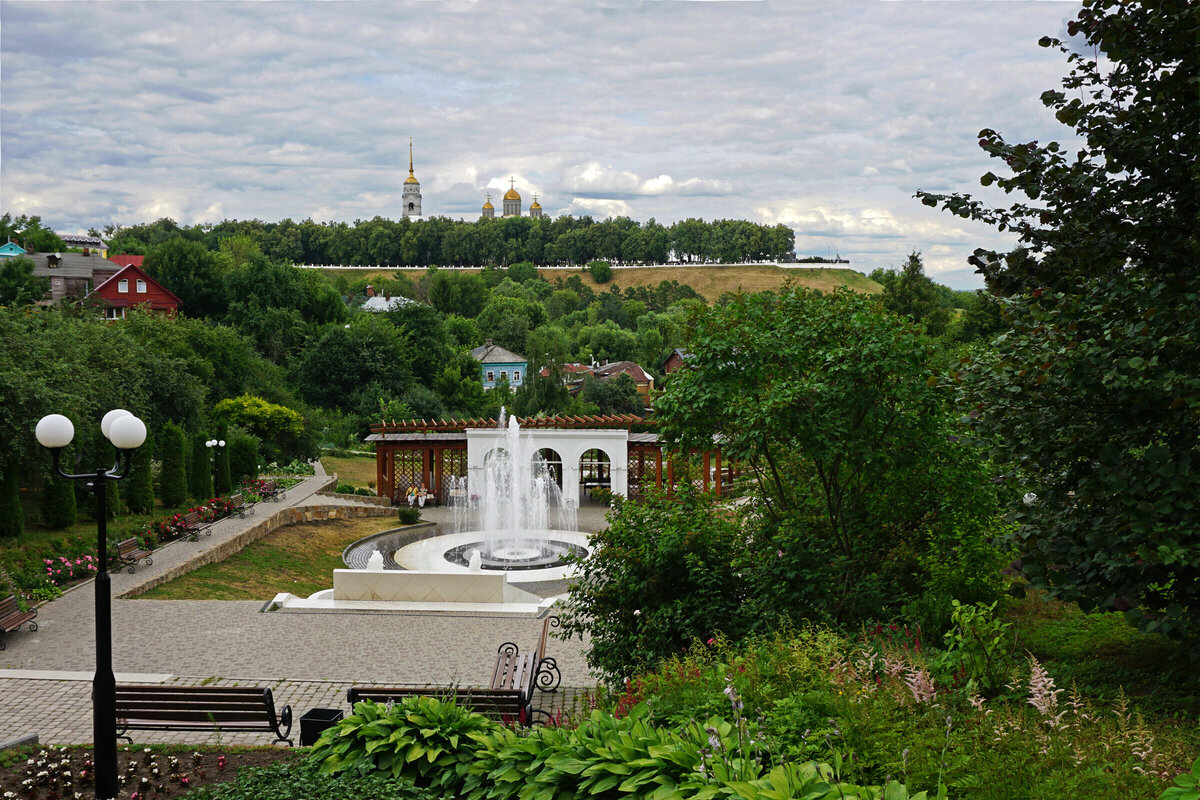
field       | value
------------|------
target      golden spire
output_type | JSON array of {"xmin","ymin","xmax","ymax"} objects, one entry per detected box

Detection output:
[
  {"xmin": 503, "ymin": 176, "xmax": 521, "ymax": 201},
  {"xmin": 404, "ymin": 137, "xmax": 419, "ymax": 184}
]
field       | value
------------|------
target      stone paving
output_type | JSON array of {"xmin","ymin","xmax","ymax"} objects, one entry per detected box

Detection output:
[{"xmin": 0, "ymin": 466, "xmax": 607, "ymax": 746}]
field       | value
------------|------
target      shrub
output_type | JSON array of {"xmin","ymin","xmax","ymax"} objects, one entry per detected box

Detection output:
[
  {"xmin": 561, "ymin": 486, "xmax": 752, "ymax": 685},
  {"xmin": 309, "ymin": 697, "xmax": 493, "ymax": 794},
  {"xmin": 588, "ymin": 260, "xmax": 613, "ymax": 283},
  {"xmin": 397, "ymin": 506, "xmax": 421, "ymax": 525}
]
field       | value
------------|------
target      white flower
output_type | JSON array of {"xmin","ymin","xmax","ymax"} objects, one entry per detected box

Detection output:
[{"xmin": 1023, "ymin": 492, "xmax": 1038, "ymax": 505}]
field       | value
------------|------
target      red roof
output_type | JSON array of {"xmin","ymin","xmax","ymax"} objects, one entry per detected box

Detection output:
[
  {"xmin": 109, "ymin": 254, "xmax": 145, "ymax": 268},
  {"xmin": 594, "ymin": 361, "xmax": 653, "ymax": 384}
]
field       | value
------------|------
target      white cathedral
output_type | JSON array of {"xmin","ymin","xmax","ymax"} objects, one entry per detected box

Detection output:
[{"xmin": 401, "ymin": 141, "xmax": 544, "ymax": 221}]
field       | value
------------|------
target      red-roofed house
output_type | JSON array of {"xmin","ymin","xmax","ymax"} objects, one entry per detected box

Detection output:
[
  {"xmin": 108, "ymin": 254, "xmax": 145, "ymax": 269},
  {"xmin": 89, "ymin": 264, "xmax": 180, "ymax": 319},
  {"xmin": 594, "ymin": 361, "xmax": 656, "ymax": 407}
]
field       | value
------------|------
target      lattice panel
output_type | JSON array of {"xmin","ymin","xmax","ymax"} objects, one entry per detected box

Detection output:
[
  {"xmin": 391, "ymin": 450, "xmax": 424, "ymax": 504},
  {"xmin": 438, "ymin": 448, "xmax": 468, "ymax": 503}
]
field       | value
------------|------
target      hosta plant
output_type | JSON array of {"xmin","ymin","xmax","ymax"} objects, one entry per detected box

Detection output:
[{"xmin": 308, "ymin": 697, "xmax": 494, "ymax": 794}]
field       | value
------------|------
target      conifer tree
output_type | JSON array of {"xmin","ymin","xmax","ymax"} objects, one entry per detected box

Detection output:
[
  {"xmin": 159, "ymin": 422, "xmax": 189, "ymax": 508},
  {"xmin": 214, "ymin": 428, "xmax": 232, "ymax": 495},
  {"xmin": 125, "ymin": 429, "xmax": 156, "ymax": 514},
  {"xmin": 0, "ymin": 462, "xmax": 23, "ymax": 538},
  {"xmin": 189, "ymin": 432, "xmax": 213, "ymax": 500},
  {"xmin": 42, "ymin": 446, "xmax": 77, "ymax": 529},
  {"xmin": 229, "ymin": 434, "xmax": 259, "ymax": 485}
]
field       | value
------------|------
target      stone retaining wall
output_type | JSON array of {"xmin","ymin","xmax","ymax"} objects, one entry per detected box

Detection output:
[
  {"xmin": 119, "ymin": 501, "xmax": 395, "ymax": 599},
  {"xmin": 316, "ymin": 489, "xmax": 392, "ymax": 507}
]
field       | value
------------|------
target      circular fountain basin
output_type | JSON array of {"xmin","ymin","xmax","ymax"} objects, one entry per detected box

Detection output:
[
  {"xmin": 344, "ymin": 527, "xmax": 591, "ymax": 585},
  {"xmin": 392, "ymin": 530, "xmax": 590, "ymax": 584}
]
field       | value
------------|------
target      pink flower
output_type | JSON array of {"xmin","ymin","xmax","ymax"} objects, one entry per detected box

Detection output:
[{"xmin": 707, "ymin": 638, "xmax": 715, "ymax": 645}]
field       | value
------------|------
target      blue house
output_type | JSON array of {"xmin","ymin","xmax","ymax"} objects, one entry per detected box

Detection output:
[
  {"xmin": 0, "ymin": 242, "xmax": 27, "ymax": 259},
  {"xmin": 469, "ymin": 339, "xmax": 527, "ymax": 390}
]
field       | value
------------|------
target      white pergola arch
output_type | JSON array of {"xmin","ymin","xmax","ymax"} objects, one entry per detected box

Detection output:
[{"xmin": 466, "ymin": 428, "xmax": 629, "ymax": 506}]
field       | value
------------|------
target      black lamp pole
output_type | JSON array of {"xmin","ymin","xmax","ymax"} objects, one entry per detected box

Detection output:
[
  {"xmin": 50, "ymin": 450, "xmax": 132, "ymax": 800},
  {"xmin": 38, "ymin": 411, "xmax": 144, "ymax": 800}
]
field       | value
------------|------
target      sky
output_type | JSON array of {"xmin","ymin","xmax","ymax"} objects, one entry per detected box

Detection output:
[{"xmin": 0, "ymin": 0, "xmax": 1083, "ymax": 288}]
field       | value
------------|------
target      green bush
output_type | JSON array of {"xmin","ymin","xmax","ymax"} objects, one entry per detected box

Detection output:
[
  {"xmin": 588, "ymin": 260, "xmax": 613, "ymax": 283},
  {"xmin": 181, "ymin": 759, "xmax": 438, "ymax": 800},
  {"xmin": 309, "ymin": 697, "xmax": 493, "ymax": 793},
  {"xmin": 397, "ymin": 506, "xmax": 421, "ymax": 525}
]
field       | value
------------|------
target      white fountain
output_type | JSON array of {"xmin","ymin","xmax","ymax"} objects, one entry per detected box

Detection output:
[{"xmin": 269, "ymin": 411, "xmax": 591, "ymax": 614}]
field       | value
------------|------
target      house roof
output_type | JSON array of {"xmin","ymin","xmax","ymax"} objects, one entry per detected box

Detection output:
[
  {"xmin": 470, "ymin": 341, "xmax": 526, "ymax": 364},
  {"xmin": 361, "ymin": 295, "xmax": 418, "ymax": 312},
  {"xmin": 109, "ymin": 254, "xmax": 145, "ymax": 268},
  {"xmin": 0, "ymin": 242, "xmax": 27, "ymax": 256},
  {"xmin": 594, "ymin": 360, "xmax": 653, "ymax": 384},
  {"xmin": 29, "ymin": 252, "xmax": 121, "ymax": 280},
  {"xmin": 60, "ymin": 234, "xmax": 107, "ymax": 249},
  {"xmin": 91, "ymin": 264, "xmax": 181, "ymax": 307}
]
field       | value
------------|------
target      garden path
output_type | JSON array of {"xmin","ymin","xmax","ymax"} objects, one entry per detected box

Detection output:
[{"xmin": 0, "ymin": 465, "xmax": 604, "ymax": 747}]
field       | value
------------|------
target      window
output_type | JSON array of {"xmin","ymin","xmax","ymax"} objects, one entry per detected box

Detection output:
[
  {"xmin": 486, "ymin": 371, "xmax": 495, "ymax": 382},
  {"xmin": 513, "ymin": 370, "xmax": 521, "ymax": 382},
  {"xmin": 136, "ymin": 279, "xmax": 147, "ymax": 293},
  {"xmin": 105, "ymin": 307, "xmax": 125, "ymax": 320},
  {"xmin": 117, "ymin": 279, "xmax": 128, "ymax": 293},
  {"xmin": 501, "ymin": 371, "xmax": 508, "ymax": 381}
]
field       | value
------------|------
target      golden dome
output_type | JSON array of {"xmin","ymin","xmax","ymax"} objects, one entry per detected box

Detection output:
[
  {"xmin": 529, "ymin": 200, "xmax": 541, "ymax": 209},
  {"xmin": 483, "ymin": 200, "xmax": 494, "ymax": 209},
  {"xmin": 405, "ymin": 173, "xmax": 419, "ymax": 185},
  {"xmin": 503, "ymin": 187, "xmax": 521, "ymax": 201}
]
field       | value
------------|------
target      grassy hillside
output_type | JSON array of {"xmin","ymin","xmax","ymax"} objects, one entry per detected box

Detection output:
[{"xmin": 321, "ymin": 264, "xmax": 882, "ymax": 303}]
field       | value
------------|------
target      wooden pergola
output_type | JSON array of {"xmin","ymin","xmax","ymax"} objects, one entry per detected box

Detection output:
[{"xmin": 366, "ymin": 414, "xmax": 734, "ymax": 505}]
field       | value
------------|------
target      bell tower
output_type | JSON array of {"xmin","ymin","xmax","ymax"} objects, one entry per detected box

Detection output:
[{"xmin": 402, "ymin": 138, "xmax": 423, "ymax": 219}]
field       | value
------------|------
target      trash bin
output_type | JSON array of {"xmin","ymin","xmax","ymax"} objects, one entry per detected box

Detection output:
[{"xmin": 299, "ymin": 707, "xmax": 344, "ymax": 746}]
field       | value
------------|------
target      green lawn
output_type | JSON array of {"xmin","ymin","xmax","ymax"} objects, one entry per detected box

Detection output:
[
  {"xmin": 136, "ymin": 516, "xmax": 402, "ymax": 600},
  {"xmin": 321, "ymin": 454, "xmax": 378, "ymax": 489}
]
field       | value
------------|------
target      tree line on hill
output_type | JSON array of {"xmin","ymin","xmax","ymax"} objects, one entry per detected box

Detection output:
[{"xmin": 98, "ymin": 214, "xmax": 796, "ymax": 267}]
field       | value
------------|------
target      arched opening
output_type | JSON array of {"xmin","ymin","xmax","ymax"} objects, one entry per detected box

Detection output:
[
  {"xmin": 579, "ymin": 448, "xmax": 612, "ymax": 500},
  {"xmin": 408, "ymin": 202, "xmax": 415, "ymax": 212},
  {"xmin": 535, "ymin": 447, "xmax": 563, "ymax": 489}
]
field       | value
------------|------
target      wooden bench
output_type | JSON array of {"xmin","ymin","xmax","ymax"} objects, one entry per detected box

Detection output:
[
  {"xmin": 180, "ymin": 511, "xmax": 211, "ymax": 539},
  {"xmin": 346, "ymin": 686, "xmax": 529, "ymax": 725},
  {"xmin": 260, "ymin": 481, "xmax": 285, "ymax": 502},
  {"xmin": 228, "ymin": 492, "xmax": 253, "ymax": 518},
  {"xmin": 113, "ymin": 537, "xmax": 153, "ymax": 574},
  {"xmin": 114, "ymin": 684, "xmax": 293, "ymax": 745},
  {"xmin": 0, "ymin": 595, "xmax": 37, "ymax": 651}
]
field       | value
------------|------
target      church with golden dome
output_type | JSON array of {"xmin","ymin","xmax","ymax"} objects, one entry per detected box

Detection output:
[
  {"xmin": 401, "ymin": 138, "xmax": 422, "ymax": 219},
  {"xmin": 481, "ymin": 178, "xmax": 545, "ymax": 220}
]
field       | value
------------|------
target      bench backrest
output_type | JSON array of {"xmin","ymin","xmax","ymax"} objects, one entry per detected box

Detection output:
[
  {"xmin": 0, "ymin": 595, "xmax": 19, "ymax": 617},
  {"xmin": 116, "ymin": 538, "xmax": 139, "ymax": 553},
  {"xmin": 230, "ymin": 493, "xmax": 244, "ymax": 505},
  {"xmin": 115, "ymin": 685, "xmax": 277, "ymax": 723},
  {"xmin": 347, "ymin": 687, "xmax": 524, "ymax": 719},
  {"xmin": 183, "ymin": 511, "xmax": 202, "ymax": 523}
]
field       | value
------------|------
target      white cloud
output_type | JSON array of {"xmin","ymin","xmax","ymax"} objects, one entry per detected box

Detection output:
[{"xmin": 0, "ymin": 0, "xmax": 1080, "ymax": 287}]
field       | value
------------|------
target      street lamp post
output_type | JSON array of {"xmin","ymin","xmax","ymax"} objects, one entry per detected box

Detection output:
[
  {"xmin": 36, "ymin": 409, "xmax": 147, "ymax": 800},
  {"xmin": 206, "ymin": 438, "xmax": 225, "ymax": 494}
]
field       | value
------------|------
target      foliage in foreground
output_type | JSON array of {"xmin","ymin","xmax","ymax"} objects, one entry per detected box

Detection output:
[
  {"xmin": 634, "ymin": 629, "xmax": 1195, "ymax": 800},
  {"xmin": 917, "ymin": 0, "xmax": 1200, "ymax": 644},
  {"xmin": 308, "ymin": 696, "xmax": 925, "ymax": 800}
]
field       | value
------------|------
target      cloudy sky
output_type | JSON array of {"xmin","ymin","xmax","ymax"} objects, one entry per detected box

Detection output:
[{"xmin": 1, "ymin": 0, "xmax": 1081, "ymax": 287}]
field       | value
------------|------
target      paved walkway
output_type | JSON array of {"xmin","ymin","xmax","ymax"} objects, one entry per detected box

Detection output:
[{"xmin": 0, "ymin": 465, "xmax": 606, "ymax": 746}]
